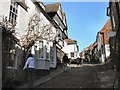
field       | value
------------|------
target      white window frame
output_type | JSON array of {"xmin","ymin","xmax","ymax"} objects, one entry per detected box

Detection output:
[
  {"xmin": 9, "ymin": 2, "xmax": 18, "ymax": 24},
  {"xmin": 71, "ymin": 52, "xmax": 74, "ymax": 58}
]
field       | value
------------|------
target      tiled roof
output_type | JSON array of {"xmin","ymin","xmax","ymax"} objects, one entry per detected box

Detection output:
[
  {"xmin": 100, "ymin": 19, "xmax": 112, "ymax": 33},
  {"xmin": 93, "ymin": 42, "xmax": 98, "ymax": 47},
  {"xmin": 99, "ymin": 19, "xmax": 112, "ymax": 44},
  {"xmin": 88, "ymin": 45, "xmax": 93, "ymax": 50},
  {"xmin": 62, "ymin": 12, "xmax": 65, "ymax": 17},
  {"xmin": 62, "ymin": 12, "xmax": 65, "ymax": 20},
  {"xmin": 45, "ymin": 3, "xmax": 61, "ymax": 13},
  {"xmin": 17, "ymin": 1, "xmax": 28, "ymax": 11},
  {"xmin": 65, "ymin": 38, "xmax": 77, "ymax": 45},
  {"xmin": 87, "ymin": 41, "xmax": 98, "ymax": 51},
  {"xmin": 62, "ymin": 12, "xmax": 65, "ymax": 15}
]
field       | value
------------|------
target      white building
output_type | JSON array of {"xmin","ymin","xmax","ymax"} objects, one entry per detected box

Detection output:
[
  {"xmin": 0, "ymin": 0, "xmax": 57, "ymax": 70},
  {"xmin": 29, "ymin": 2, "xmax": 57, "ymax": 70},
  {"xmin": 0, "ymin": 0, "xmax": 68, "ymax": 71},
  {"xmin": 45, "ymin": 3, "xmax": 68, "ymax": 66},
  {"xmin": 62, "ymin": 38, "xmax": 79, "ymax": 60},
  {"xmin": 97, "ymin": 19, "xmax": 112, "ymax": 63},
  {"xmin": 0, "ymin": 0, "xmax": 28, "ymax": 74}
]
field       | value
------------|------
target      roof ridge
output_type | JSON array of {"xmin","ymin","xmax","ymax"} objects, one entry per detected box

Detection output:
[{"xmin": 45, "ymin": 2, "xmax": 61, "ymax": 6}]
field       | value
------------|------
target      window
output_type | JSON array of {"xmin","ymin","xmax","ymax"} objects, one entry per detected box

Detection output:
[
  {"xmin": 50, "ymin": 47, "xmax": 54, "ymax": 62},
  {"xmin": 3, "ymin": 36, "xmax": 16, "ymax": 68},
  {"xmin": 15, "ymin": 9, "xmax": 18, "ymax": 14},
  {"xmin": 9, "ymin": 2, "xmax": 18, "ymax": 24},
  {"xmin": 39, "ymin": 41, "xmax": 43, "ymax": 58},
  {"xmin": 71, "ymin": 52, "xmax": 74, "ymax": 57},
  {"xmin": 7, "ymin": 49, "xmax": 15, "ymax": 67},
  {"xmin": 10, "ymin": 5, "xmax": 12, "ymax": 10}
]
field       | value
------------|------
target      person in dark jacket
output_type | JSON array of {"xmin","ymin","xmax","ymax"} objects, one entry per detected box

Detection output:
[{"xmin": 62, "ymin": 54, "xmax": 69, "ymax": 72}]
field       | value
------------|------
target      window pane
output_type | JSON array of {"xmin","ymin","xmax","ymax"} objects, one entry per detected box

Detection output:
[
  {"xmin": 11, "ymin": 19, "xmax": 13, "ymax": 24},
  {"xmin": 15, "ymin": 15, "xmax": 16, "ymax": 20},
  {"xmin": 39, "ymin": 41, "xmax": 43, "ymax": 58},
  {"xmin": 12, "ymin": 13, "xmax": 14, "ymax": 18},
  {"xmin": 10, "ymin": 5, "xmax": 12, "ymax": 11},
  {"xmin": 16, "ymin": 9, "xmax": 17, "ymax": 14},
  {"xmin": 9, "ymin": 11, "xmax": 12, "ymax": 17},
  {"xmin": 13, "ymin": 7, "xmax": 15, "ymax": 12},
  {"xmin": 50, "ymin": 47, "xmax": 54, "ymax": 62},
  {"xmin": 71, "ymin": 52, "xmax": 74, "ymax": 57}
]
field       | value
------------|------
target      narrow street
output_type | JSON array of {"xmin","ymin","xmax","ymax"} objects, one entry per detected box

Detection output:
[
  {"xmin": 1, "ymin": 1, "xmax": 120, "ymax": 90},
  {"xmin": 36, "ymin": 64, "xmax": 101, "ymax": 88}
]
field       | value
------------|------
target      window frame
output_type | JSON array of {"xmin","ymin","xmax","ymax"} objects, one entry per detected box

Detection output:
[{"xmin": 71, "ymin": 52, "xmax": 74, "ymax": 58}]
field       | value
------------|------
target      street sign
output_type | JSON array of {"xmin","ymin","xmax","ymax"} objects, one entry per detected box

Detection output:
[{"xmin": 107, "ymin": 31, "xmax": 116, "ymax": 37}]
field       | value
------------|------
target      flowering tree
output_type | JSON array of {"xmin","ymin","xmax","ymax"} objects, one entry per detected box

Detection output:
[{"xmin": 19, "ymin": 14, "xmax": 57, "ymax": 55}]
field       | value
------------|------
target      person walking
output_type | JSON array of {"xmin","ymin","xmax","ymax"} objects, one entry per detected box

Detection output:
[
  {"xmin": 23, "ymin": 53, "xmax": 35, "ymax": 88},
  {"xmin": 62, "ymin": 54, "xmax": 69, "ymax": 72}
]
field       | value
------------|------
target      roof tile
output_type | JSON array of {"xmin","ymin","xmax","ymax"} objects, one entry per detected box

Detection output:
[
  {"xmin": 99, "ymin": 19, "xmax": 112, "ymax": 44},
  {"xmin": 45, "ymin": 3, "xmax": 61, "ymax": 13},
  {"xmin": 65, "ymin": 38, "xmax": 77, "ymax": 44}
]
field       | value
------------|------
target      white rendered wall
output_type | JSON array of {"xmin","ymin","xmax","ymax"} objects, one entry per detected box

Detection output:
[
  {"xmin": 63, "ymin": 43, "xmax": 79, "ymax": 59},
  {"xmin": 16, "ymin": 6, "xmax": 28, "ymax": 38},
  {"xmin": 0, "ymin": 0, "xmax": 10, "ymax": 19},
  {"xmin": 105, "ymin": 44, "xmax": 110, "ymax": 59}
]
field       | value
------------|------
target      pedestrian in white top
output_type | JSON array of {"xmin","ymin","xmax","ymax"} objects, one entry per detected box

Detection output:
[
  {"xmin": 23, "ymin": 55, "xmax": 35, "ymax": 69},
  {"xmin": 23, "ymin": 53, "xmax": 35, "ymax": 88}
]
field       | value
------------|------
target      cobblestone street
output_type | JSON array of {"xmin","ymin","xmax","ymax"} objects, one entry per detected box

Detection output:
[
  {"xmin": 36, "ymin": 64, "xmax": 101, "ymax": 88},
  {"xmin": 35, "ymin": 63, "xmax": 118, "ymax": 88}
]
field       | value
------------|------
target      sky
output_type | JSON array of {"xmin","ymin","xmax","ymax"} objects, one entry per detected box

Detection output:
[{"xmin": 44, "ymin": 2, "xmax": 110, "ymax": 52}]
